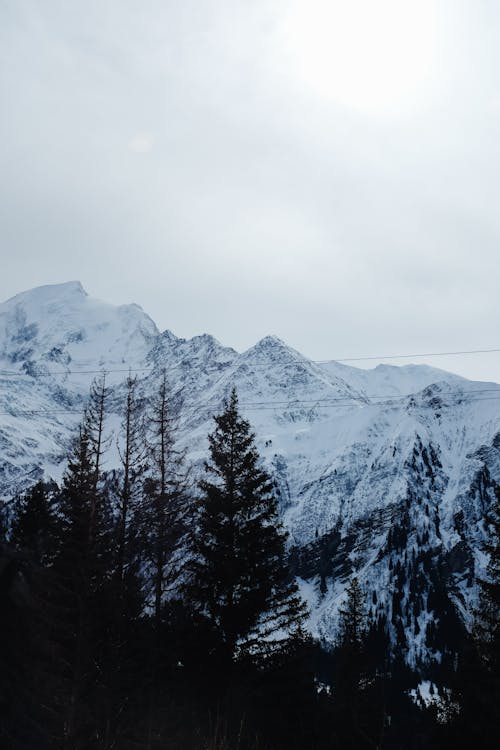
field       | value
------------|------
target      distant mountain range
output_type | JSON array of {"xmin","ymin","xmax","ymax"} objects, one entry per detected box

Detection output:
[{"xmin": 1, "ymin": 281, "xmax": 499, "ymax": 667}]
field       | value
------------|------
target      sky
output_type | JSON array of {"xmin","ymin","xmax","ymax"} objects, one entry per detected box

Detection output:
[{"xmin": 1, "ymin": 0, "xmax": 499, "ymax": 382}]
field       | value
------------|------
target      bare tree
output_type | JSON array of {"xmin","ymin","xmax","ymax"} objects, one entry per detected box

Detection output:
[
  {"xmin": 142, "ymin": 371, "xmax": 189, "ymax": 625},
  {"xmin": 116, "ymin": 373, "xmax": 146, "ymax": 588}
]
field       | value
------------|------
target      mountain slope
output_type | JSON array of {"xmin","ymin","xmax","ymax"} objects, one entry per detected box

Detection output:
[{"xmin": 1, "ymin": 282, "xmax": 499, "ymax": 669}]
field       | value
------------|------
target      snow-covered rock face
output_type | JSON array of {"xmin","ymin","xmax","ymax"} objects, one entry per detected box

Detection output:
[
  {"xmin": 0, "ymin": 281, "xmax": 158, "ymax": 380},
  {"xmin": 1, "ymin": 283, "xmax": 499, "ymax": 665}
]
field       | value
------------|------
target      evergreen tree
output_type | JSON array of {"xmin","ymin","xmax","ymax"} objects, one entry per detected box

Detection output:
[
  {"xmin": 187, "ymin": 388, "xmax": 307, "ymax": 670},
  {"xmin": 449, "ymin": 484, "xmax": 500, "ymax": 749},
  {"xmin": 333, "ymin": 577, "xmax": 385, "ymax": 749},
  {"xmin": 0, "ymin": 543, "xmax": 50, "ymax": 750},
  {"xmin": 50, "ymin": 379, "xmax": 114, "ymax": 748},
  {"xmin": 335, "ymin": 577, "xmax": 366, "ymax": 708},
  {"xmin": 338, "ymin": 577, "xmax": 366, "ymax": 654},
  {"xmin": 476, "ymin": 484, "xmax": 500, "ymax": 672},
  {"xmin": 10, "ymin": 480, "xmax": 59, "ymax": 565},
  {"xmin": 6, "ymin": 481, "xmax": 61, "ymax": 748},
  {"xmin": 0, "ymin": 500, "xmax": 7, "ymax": 543}
]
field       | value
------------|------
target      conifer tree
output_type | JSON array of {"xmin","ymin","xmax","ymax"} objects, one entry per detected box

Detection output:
[
  {"xmin": 2, "ymin": 483, "xmax": 64, "ymax": 750},
  {"xmin": 0, "ymin": 543, "xmax": 51, "ymax": 750},
  {"xmin": 10, "ymin": 480, "xmax": 59, "ymax": 565},
  {"xmin": 187, "ymin": 388, "xmax": 307, "ymax": 670},
  {"xmin": 50, "ymin": 378, "xmax": 114, "ymax": 748},
  {"xmin": 336, "ymin": 577, "xmax": 366, "ymax": 693},
  {"xmin": 0, "ymin": 501, "xmax": 7, "ymax": 544},
  {"xmin": 476, "ymin": 484, "xmax": 500, "ymax": 669},
  {"xmin": 340, "ymin": 577, "xmax": 365, "ymax": 640},
  {"xmin": 333, "ymin": 577, "xmax": 385, "ymax": 749},
  {"xmin": 451, "ymin": 484, "xmax": 500, "ymax": 749},
  {"xmin": 54, "ymin": 428, "xmax": 104, "ymax": 746}
]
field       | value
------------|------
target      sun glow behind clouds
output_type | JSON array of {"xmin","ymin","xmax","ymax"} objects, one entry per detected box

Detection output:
[{"xmin": 280, "ymin": 0, "xmax": 440, "ymax": 115}]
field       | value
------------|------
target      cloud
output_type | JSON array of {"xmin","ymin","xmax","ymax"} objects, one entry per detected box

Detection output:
[
  {"xmin": 127, "ymin": 132, "xmax": 154, "ymax": 153},
  {"xmin": 0, "ymin": 0, "xmax": 499, "ymax": 383}
]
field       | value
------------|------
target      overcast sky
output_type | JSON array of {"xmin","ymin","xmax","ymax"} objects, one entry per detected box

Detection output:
[{"xmin": 1, "ymin": 0, "xmax": 499, "ymax": 381}]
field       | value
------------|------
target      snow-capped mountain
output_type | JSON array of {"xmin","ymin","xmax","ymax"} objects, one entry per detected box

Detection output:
[{"xmin": 1, "ymin": 282, "xmax": 499, "ymax": 666}]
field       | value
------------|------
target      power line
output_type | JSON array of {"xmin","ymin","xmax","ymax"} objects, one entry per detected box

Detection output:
[
  {"xmin": 324, "ymin": 347, "xmax": 500, "ymax": 363},
  {"xmin": 1, "ymin": 389, "xmax": 500, "ymax": 418},
  {"xmin": 243, "ymin": 395, "xmax": 500, "ymax": 411},
  {"xmin": 225, "ymin": 387, "xmax": 500, "ymax": 407},
  {"xmin": 0, "ymin": 366, "xmax": 154, "ymax": 377},
  {"xmin": 0, "ymin": 346, "xmax": 499, "ymax": 379},
  {"xmin": 2, "ymin": 385, "xmax": 499, "ymax": 411}
]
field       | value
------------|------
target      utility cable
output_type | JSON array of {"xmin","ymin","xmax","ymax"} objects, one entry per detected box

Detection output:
[
  {"xmin": 0, "ymin": 347, "xmax": 499, "ymax": 378},
  {"xmin": 2, "ymin": 390, "xmax": 500, "ymax": 418}
]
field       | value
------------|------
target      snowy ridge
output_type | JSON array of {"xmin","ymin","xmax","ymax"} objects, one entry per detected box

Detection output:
[
  {"xmin": 1, "ymin": 282, "xmax": 499, "ymax": 666},
  {"xmin": 320, "ymin": 360, "xmax": 466, "ymax": 398}
]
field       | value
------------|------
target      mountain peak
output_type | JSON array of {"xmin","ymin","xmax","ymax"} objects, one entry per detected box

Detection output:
[
  {"xmin": 0, "ymin": 282, "xmax": 159, "ymax": 374},
  {"xmin": 2, "ymin": 280, "xmax": 87, "ymax": 307},
  {"xmin": 55, "ymin": 280, "xmax": 86, "ymax": 296},
  {"xmin": 255, "ymin": 334, "xmax": 286, "ymax": 348},
  {"xmin": 246, "ymin": 334, "xmax": 293, "ymax": 355},
  {"xmin": 0, "ymin": 281, "xmax": 499, "ymax": 675}
]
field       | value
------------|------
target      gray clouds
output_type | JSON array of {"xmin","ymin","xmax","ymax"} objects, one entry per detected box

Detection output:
[{"xmin": 1, "ymin": 0, "xmax": 499, "ymax": 381}]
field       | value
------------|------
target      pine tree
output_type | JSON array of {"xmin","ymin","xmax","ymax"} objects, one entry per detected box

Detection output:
[
  {"xmin": 476, "ymin": 484, "xmax": 500, "ymax": 669},
  {"xmin": 451, "ymin": 484, "xmax": 500, "ymax": 749},
  {"xmin": 338, "ymin": 577, "xmax": 365, "ymax": 649},
  {"xmin": 333, "ymin": 577, "xmax": 385, "ymax": 749},
  {"xmin": 336, "ymin": 577, "xmax": 366, "ymax": 699},
  {"xmin": 0, "ymin": 543, "xmax": 51, "ymax": 750},
  {"xmin": 50, "ymin": 379, "xmax": 115, "ymax": 748},
  {"xmin": 428, "ymin": 485, "xmax": 500, "ymax": 750},
  {"xmin": 54, "ymin": 428, "xmax": 102, "ymax": 746},
  {"xmin": 187, "ymin": 388, "xmax": 307, "ymax": 670},
  {"xmin": 0, "ymin": 500, "xmax": 7, "ymax": 544},
  {"xmin": 2, "ymin": 482, "xmax": 65, "ymax": 749},
  {"xmin": 10, "ymin": 480, "xmax": 59, "ymax": 565}
]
